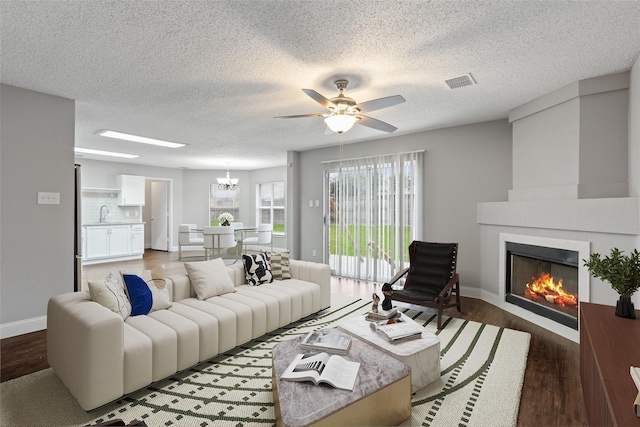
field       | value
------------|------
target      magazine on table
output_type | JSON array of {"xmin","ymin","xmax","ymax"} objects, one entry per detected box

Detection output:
[
  {"xmin": 370, "ymin": 318, "xmax": 424, "ymax": 343},
  {"xmin": 280, "ymin": 352, "xmax": 360, "ymax": 391},
  {"xmin": 300, "ymin": 329, "xmax": 352, "ymax": 355}
]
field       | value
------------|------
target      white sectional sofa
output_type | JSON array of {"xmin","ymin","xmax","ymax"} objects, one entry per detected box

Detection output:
[{"xmin": 47, "ymin": 259, "xmax": 330, "ymax": 411}]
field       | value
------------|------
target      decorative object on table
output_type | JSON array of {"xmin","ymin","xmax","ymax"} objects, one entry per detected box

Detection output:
[
  {"xmin": 371, "ymin": 292, "xmax": 380, "ymax": 313},
  {"xmin": 280, "ymin": 352, "xmax": 360, "ymax": 391},
  {"xmin": 300, "ymin": 329, "xmax": 352, "ymax": 355},
  {"xmin": 365, "ymin": 306, "xmax": 398, "ymax": 322},
  {"xmin": 583, "ymin": 248, "xmax": 640, "ymax": 319},
  {"xmin": 217, "ymin": 212, "xmax": 234, "ymax": 227},
  {"xmin": 381, "ymin": 282, "xmax": 394, "ymax": 310}
]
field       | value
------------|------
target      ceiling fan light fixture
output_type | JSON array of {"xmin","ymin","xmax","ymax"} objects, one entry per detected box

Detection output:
[{"xmin": 325, "ymin": 114, "xmax": 357, "ymax": 134}]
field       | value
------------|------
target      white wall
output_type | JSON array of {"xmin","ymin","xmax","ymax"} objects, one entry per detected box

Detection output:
[
  {"xmin": 1, "ymin": 84, "xmax": 75, "ymax": 336},
  {"xmin": 630, "ymin": 54, "xmax": 640, "ymax": 198},
  {"xmin": 294, "ymin": 120, "xmax": 513, "ymax": 291}
]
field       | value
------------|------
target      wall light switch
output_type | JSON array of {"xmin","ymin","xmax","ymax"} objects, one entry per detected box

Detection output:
[
  {"xmin": 315, "ymin": 200, "xmax": 320, "ymax": 207},
  {"xmin": 38, "ymin": 192, "xmax": 60, "ymax": 205},
  {"xmin": 309, "ymin": 200, "xmax": 313, "ymax": 207}
]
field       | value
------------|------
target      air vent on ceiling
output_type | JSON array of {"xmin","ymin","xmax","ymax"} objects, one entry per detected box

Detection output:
[{"xmin": 445, "ymin": 73, "xmax": 476, "ymax": 89}]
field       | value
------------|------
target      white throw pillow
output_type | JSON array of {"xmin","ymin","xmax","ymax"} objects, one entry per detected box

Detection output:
[
  {"xmin": 184, "ymin": 258, "xmax": 236, "ymax": 300},
  {"xmin": 89, "ymin": 273, "xmax": 132, "ymax": 320},
  {"xmin": 120, "ymin": 269, "xmax": 172, "ymax": 311}
]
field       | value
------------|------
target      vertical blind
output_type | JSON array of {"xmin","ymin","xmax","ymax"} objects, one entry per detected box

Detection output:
[{"xmin": 327, "ymin": 151, "xmax": 423, "ymax": 282}]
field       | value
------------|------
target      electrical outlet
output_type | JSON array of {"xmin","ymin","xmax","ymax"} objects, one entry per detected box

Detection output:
[
  {"xmin": 309, "ymin": 200, "xmax": 313, "ymax": 207},
  {"xmin": 312, "ymin": 250, "xmax": 317, "ymax": 257},
  {"xmin": 126, "ymin": 211, "xmax": 130, "ymax": 217}
]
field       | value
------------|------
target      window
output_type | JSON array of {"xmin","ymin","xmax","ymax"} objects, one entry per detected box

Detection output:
[
  {"xmin": 256, "ymin": 181, "xmax": 285, "ymax": 233},
  {"xmin": 209, "ymin": 185, "xmax": 239, "ymax": 225}
]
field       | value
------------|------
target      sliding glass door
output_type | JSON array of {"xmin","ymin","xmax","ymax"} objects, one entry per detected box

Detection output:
[{"xmin": 325, "ymin": 151, "xmax": 423, "ymax": 282}]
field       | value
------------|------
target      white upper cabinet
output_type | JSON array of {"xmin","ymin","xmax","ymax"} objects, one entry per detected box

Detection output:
[{"xmin": 118, "ymin": 175, "xmax": 145, "ymax": 206}]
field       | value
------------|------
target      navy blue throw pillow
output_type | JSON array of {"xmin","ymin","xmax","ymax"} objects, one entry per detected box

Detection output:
[{"xmin": 123, "ymin": 274, "xmax": 153, "ymax": 316}]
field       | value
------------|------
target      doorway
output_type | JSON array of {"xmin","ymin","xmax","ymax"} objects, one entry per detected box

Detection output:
[{"xmin": 146, "ymin": 179, "xmax": 172, "ymax": 251}]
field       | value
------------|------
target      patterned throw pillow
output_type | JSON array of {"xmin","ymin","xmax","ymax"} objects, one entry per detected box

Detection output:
[
  {"xmin": 88, "ymin": 273, "xmax": 132, "ymax": 320},
  {"xmin": 120, "ymin": 269, "xmax": 172, "ymax": 311},
  {"xmin": 243, "ymin": 252, "xmax": 273, "ymax": 286},
  {"xmin": 268, "ymin": 251, "xmax": 291, "ymax": 280}
]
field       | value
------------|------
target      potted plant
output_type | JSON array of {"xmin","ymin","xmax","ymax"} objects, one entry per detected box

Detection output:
[{"xmin": 583, "ymin": 247, "xmax": 640, "ymax": 319}]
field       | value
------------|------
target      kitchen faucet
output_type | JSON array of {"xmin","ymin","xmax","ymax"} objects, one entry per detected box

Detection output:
[{"xmin": 99, "ymin": 205, "xmax": 110, "ymax": 223}]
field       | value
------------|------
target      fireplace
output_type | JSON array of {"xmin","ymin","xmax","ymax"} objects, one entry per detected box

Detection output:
[
  {"xmin": 505, "ymin": 242, "xmax": 579, "ymax": 330},
  {"xmin": 498, "ymin": 234, "xmax": 590, "ymax": 341}
]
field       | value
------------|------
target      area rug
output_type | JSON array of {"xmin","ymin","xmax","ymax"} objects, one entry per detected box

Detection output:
[{"xmin": 0, "ymin": 295, "xmax": 530, "ymax": 427}]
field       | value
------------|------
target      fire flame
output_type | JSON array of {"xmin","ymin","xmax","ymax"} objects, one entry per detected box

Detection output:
[{"xmin": 525, "ymin": 273, "xmax": 578, "ymax": 309}]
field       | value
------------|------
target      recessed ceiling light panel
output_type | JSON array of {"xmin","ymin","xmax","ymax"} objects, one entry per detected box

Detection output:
[
  {"xmin": 75, "ymin": 147, "xmax": 139, "ymax": 159},
  {"xmin": 98, "ymin": 130, "xmax": 186, "ymax": 148}
]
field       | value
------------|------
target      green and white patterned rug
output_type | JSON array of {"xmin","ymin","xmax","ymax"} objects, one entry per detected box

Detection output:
[{"xmin": 0, "ymin": 295, "xmax": 530, "ymax": 427}]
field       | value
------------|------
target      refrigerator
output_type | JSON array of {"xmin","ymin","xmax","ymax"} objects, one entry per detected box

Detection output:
[{"xmin": 74, "ymin": 164, "xmax": 83, "ymax": 291}]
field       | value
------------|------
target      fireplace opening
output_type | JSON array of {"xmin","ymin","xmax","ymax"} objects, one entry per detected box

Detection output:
[{"xmin": 506, "ymin": 242, "xmax": 579, "ymax": 330}]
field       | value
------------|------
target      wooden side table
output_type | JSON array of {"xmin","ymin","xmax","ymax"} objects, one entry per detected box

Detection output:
[{"xmin": 580, "ymin": 302, "xmax": 640, "ymax": 427}]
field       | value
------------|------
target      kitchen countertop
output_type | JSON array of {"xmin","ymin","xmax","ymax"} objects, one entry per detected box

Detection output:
[{"xmin": 83, "ymin": 222, "xmax": 145, "ymax": 226}]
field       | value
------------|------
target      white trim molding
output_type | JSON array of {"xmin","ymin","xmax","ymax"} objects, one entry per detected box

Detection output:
[{"xmin": 1, "ymin": 316, "xmax": 46, "ymax": 339}]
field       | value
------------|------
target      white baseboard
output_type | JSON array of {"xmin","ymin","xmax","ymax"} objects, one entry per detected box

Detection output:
[{"xmin": 1, "ymin": 316, "xmax": 46, "ymax": 339}]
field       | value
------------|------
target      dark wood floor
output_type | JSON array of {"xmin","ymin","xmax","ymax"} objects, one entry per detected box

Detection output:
[{"xmin": 0, "ymin": 249, "xmax": 587, "ymax": 426}]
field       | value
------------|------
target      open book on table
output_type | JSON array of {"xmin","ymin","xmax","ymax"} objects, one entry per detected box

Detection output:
[{"xmin": 280, "ymin": 352, "xmax": 360, "ymax": 391}]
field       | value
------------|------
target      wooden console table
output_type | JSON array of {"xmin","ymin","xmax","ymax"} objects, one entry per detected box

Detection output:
[{"xmin": 580, "ymin": 302, "xmax": 640, "ymax": 427}]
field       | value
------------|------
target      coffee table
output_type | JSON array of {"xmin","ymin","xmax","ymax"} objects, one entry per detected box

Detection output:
[
  {"xmin": 272, "ymin": 329, "xmax": 411, "ymax": 427},
  {"xmin": 337, "ymin": 314, "xmax": 440, "ymax": 393}
]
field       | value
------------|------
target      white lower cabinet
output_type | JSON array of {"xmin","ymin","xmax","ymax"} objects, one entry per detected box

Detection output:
[
  {"xmin": 131, "ymin": 224, "xmax": 144, "ymax": 255},
  {"xmin": 85, "ymin": 224, "xmax": 143, "ymax": 261}
]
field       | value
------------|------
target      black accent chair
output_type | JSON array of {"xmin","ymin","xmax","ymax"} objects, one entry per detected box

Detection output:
[{"xmin": 381, "ymin": 241, "xmax": 460, "ymax": 329}]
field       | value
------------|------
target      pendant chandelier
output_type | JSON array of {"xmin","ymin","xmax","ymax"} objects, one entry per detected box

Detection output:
[{"xmin": 217, "ymin": 165, "xmax": 238, "ymax": 190}]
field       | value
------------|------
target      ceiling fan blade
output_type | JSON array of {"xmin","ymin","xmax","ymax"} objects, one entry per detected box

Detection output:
[
  {"xmin": 355, "ymin": 115, "xmax": 398, "ymax": 133},
  {"xmin": 353, "ymin": 95, "xmax": 406, "ymax": 113},
  {"xmin": 302, "ymin": 89, "xmax": 337, "ymax": 109},
  {"xmin": 274, "ymin": 113, "xmax": 326, "ymax": 119}
]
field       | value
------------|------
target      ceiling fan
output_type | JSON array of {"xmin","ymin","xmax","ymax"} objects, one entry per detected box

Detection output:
[{"xmin": 275, "ymin": 79, "xmax": 405, "ymax": 134}]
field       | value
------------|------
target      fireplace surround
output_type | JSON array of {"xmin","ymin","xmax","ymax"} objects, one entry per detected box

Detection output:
[
  {"xmin": 498, "ymin": 234, "xmax": 590, "ymax": 342},
  {"xmin": 505, "ymin": 242, "xmax": 579, "ymax": 329}
]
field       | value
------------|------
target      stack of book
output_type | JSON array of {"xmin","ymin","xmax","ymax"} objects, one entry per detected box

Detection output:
[
  {"xmin": 365, "ymin": 307, "xmax": 398, "ymax": 322},
  {"xmin": 369, "ymin": 318, "xmax": 423, "ymax": 343},
  {"xmin": 300, "ymin": 329, "xmax": 352, "ymax": 355},
  {"xmin": 631, "ymin": 366, "xmax": 640, "ymax": 417}
]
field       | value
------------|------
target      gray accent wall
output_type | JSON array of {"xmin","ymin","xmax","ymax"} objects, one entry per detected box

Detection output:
[
  {"xmin": 294, "ymin": 120, "xmax": 513, "ymax": 293},
  {"xmin": 1, "ymin": 84, "xmax": 75, "ymax": 334}
]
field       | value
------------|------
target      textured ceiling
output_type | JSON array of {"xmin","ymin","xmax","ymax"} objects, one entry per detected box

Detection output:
[{"xmin": 2, "ymin": 1, "xmax": 640, "ymax": 170}]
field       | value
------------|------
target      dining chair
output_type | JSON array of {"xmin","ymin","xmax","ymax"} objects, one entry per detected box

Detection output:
[
  {"xmin": 242, "ymin": 223, "xmax": 273, "ymax": 254},
  {"xmin": 203, "ymin": 226, "xmax": 237, "ymax": 260},
  {"xmin": 178, "ymin": 224, "xmax": 204, "ymax": 260}
]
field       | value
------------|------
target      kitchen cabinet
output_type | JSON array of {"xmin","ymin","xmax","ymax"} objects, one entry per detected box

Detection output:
[
  {"xmin": 85, "ymin": 224, "xmax": 138, "ymax": 260},
  {"xmin": 118, "ymin": 175, "xmax": 145, "ymax": 206},
  {"xmin": 131, "ymin": 224, "xmax": 144, "ymax": 255}
]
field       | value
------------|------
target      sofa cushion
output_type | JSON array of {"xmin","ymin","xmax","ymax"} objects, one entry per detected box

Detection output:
[
  {"xmin": 268, "ymin": 251, "xmax": 291, "ymax": 280},
  {"xmin": 123, "ymin": 274, "xmax": 153, "ymax": 316},
  {"xmin": 88, "ymin": 273, "xmax": 132, "ymax": 320},
  {"xmin": 243, "ymin": 252, "xmax": 273, "ymax": 286},
  {"xmin": 184, "ymin": 258, "xmax": 236, "ymax": 300}
]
